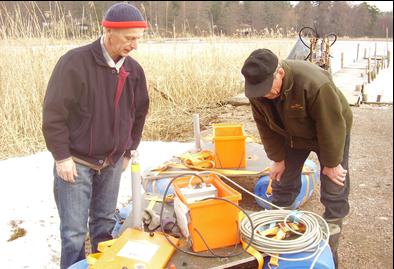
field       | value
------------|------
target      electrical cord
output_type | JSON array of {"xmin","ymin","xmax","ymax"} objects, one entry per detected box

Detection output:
[
  {"xmin": 194, "ymin": 171, "xmax": 330, "ymax": 269},
  {"xmin": 155, "ymin": 170, "xmax": 330, "ymax": 268},
  {"xmin": 195, "ymin": 170, "xmax": 283, "ymax": 210},
  {"xmin": 158, "ymin": 173, "xmax": 256, "ymax": 258},
  {"xmin": 240, "ymin": 210, "xmax": 329, "ymax": 259}
]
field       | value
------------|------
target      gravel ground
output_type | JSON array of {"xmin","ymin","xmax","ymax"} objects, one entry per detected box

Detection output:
[{"xmin": 204, "ymin": 103, "xmax": 393, "ymax": 269}]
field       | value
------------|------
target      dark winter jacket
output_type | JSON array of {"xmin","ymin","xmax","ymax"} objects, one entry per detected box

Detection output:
[
  {"xmin": 42, "ymin": 38, "xmax": 149, "ymax": 166},
  {"xmin": 249, "ymin": 60, "xmax": 352, "ymax": 167}
]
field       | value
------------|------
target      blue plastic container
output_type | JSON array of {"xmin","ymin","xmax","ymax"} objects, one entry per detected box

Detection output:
[
  {"xmin": 142, "ymin": 177, "xmax": 174, "ymax": 195},
  {"xmin": 254, "ymin": 159, "xmax": 319, "ymax": 209},
  {"xmin": 111, "ymin": 205, "xmax": 133, "ymax": 238},
  {"xmin": 262, "ymin": 241, "xmax": 335, "ymax": 269},
  {"xmin": 67, "ymin": 259, "xmax": 88, "ymax": 269}
]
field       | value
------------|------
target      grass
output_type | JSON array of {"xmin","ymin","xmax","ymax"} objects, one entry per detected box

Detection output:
[
  {"xmin": 0, "ymin": 38, "xmax": 294, "ymax": 159},
  {"xmin": 7, "ymin": 220, "xmax": 27, "ymax": 242},
  {"xmin": 0, "ymin": 2, "xmax": 297, "ymax": 159}
]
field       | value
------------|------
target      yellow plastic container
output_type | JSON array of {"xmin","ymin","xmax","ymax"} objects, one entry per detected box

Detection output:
[
  {"xmin": 89, "ymin": 228, "xmax": 178, "ymax": 269},
  {"xmin": 213, "ymin": 123, "xmax": 246, "ymax": 169},
  {"xmin": 173, "ymin": 174, "xmax": 242, "ymax": 252}
]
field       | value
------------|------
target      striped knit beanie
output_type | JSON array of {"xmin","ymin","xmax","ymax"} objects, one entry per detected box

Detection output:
[{"xmin": 102, "ymin": 3, "xmax": 148, "ymax": 29}]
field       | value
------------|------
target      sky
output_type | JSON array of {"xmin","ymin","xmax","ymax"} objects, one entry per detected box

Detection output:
[
  {"xmin": 354, "ymin": 1, "xmax": 393, "ymax": 12},
  {"xmin": 290, "ymin": 1, "xmax": 393, "ymax": 12}
]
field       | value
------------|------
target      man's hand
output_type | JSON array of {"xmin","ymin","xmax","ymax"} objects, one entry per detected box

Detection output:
[
  {"xmin": 270, "ymin": 160, "xmax": 285, "ymax": 181},
  {"xmin": 122, "ymin": 157, "xmax": 131, "ymax": 172},
  {"xmin": 322, "ymin": 164, "xmax": 347, "ymax": 186},
  {"xmin": 56, "ymin": 157, "xmax": 77, "ymax": 183}
]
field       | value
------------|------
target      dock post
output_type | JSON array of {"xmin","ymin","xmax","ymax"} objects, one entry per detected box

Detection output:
[
  {"xmin": 341, "ymin": 52, "xmax": 344, "ymax": 69},
  {"xmin": 367, "ymin": 57, "xmax": 371, "ymax": 83},
  {"xmin": 374, "ymin": 43, "xmax": 378, "ymax": 74}
]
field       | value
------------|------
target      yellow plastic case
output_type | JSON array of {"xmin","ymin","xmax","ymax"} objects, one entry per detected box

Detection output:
[{"xmin": 90, "ymin": 228, "xmax": 178, "ymax": 269}]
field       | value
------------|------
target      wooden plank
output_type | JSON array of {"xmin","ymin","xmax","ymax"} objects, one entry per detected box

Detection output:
[
  {"xmin": 332, "ymin": 59, "xmax": 368, "ymax": 106},
  {"xmin": 169, "ymin": 244, "xmax": 256, "ymax": 269}
]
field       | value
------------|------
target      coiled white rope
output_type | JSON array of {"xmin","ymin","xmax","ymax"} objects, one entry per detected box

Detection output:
[
  {"xmin": 195, "ymin": 171, "xmax": 331, "ymax": 269},
  {"xmin": 240, "ymin": 210, "xmax": 329, "ymax": 261}
]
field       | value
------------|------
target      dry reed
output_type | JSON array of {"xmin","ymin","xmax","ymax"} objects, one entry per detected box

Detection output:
[{"xmin": 0, "ymin": 2, "xmax": 294, "ymax": 159}]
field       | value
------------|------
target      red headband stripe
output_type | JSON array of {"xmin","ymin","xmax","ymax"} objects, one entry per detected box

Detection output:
[{"xmin": 102, "ymin": 20, "xmax": 148, "ymax": 28}]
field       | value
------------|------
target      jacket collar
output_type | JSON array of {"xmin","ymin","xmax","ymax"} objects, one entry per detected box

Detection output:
[
  {"xmin": 279, "ymin": 60, "xmax": 294, "ymax": 100},
  {"xmin": 100, "ymin": 35, "xmax": 125, "ymax": 73},
  {"xmin": 90, "ymin": 37, "xmax": 136, "ymax": 75},
  {"xmin": 91, "ymin": 38, "xmax": 110, "ymax": 67}
]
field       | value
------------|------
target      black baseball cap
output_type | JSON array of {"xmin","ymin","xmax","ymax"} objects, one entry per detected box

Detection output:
[{"xmin": 241, "ymin": 49, "xmax": 278, "ymax": 98}]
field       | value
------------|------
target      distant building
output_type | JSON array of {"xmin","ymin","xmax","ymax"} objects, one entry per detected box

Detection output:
[{"xmin": 237, "ymin": 23, "xmax": 252, "ymax": 36}]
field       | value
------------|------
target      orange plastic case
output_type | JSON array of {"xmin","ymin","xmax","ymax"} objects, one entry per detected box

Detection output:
[
  {"xmin": 212, "ymin": 123, "xmax": 246, "ymax": 169},
  {"xmin": 173, "ymin": 174, "xmax": 242, "ymax": 252}
]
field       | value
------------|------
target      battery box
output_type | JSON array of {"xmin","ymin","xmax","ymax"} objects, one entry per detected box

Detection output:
[
  {"xmin": 173, "ymin": 174, "xmax": 242, "ymax": 252},
  {"xmin": 179, "ymin": 184, "xmax": 217, "ymax": 203}
]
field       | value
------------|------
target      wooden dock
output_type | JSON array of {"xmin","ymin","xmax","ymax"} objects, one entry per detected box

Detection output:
[
  {"xmin": 332, "ymin": 54, "xmax": 391, "ymax": 106},
  {"xmin": 331, "ymin": 59, "xmax": 366, "ymax": 106}
]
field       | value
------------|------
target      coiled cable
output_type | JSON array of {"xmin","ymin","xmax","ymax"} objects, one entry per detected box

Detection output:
[
  {"xmin": 240, "ymin": 210, "xmax": 329, "ymax": 261},
  {"xmin": 195, "ymin": 171, "xmax": 330, "ymax": 269}
]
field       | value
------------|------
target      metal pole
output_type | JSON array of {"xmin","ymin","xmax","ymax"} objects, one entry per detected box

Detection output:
[
  {"xmin": 374, "ymin": 43, "xmax": 377, "ymax": 72},
  {"xmin": 130, "ymin": 160, "xmax": 143, "ymax": 229},
  {"xmin": 193, "ymin": 113, "xmax": 202, "ymax": 152},
  {"xmin": 387, "ymin": 27, "xmax": 391, "ymax": 68},
  {"xmin": 119, "ymin": 156, "xmax": 144, "ymax": 235},
  {"xmin": 386, "ymin": 27, "xmax": 389, "ymax": 62}
]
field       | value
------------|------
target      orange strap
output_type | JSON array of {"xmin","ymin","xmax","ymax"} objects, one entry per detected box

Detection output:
[
  {"xmin": 175, "ymin": 150, "xmax": 215, "ymax": 169},
  {"xmin": 239, "ymin": 212, "xmax": 264, "ymax": 269}
]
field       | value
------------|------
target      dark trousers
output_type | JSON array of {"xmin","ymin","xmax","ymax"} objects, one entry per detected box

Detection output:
[{"xmin": 271, "ymin": 135, "xmax": 350, "ymax": 220}]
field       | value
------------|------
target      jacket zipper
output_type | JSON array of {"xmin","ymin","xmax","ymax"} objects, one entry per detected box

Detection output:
[
  {"xmin": 88, "ymin": 126, "xmax": 93, "ymax": 156},
  {"xmin": 108, "ymin": 67, "xmax": 129, "ymax": 164}
]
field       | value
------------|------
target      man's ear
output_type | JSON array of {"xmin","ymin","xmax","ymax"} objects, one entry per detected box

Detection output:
[
  {"xmin": 278, "ymin": 67, "xmax": 285, "ymax": 78},
  {"xmin": 103, "ymin": 27, "xmax": 114, "ymax": 36}
]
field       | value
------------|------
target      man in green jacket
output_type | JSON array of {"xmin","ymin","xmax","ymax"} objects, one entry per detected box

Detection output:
[{"xmin": 241, "ymin": 48, "xmax": 352, "ymax": 268}]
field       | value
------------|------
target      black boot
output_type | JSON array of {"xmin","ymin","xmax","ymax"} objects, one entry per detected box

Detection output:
[{"xmin": 326, "ymin": 218, "xmax": 343, "ymax": 269}]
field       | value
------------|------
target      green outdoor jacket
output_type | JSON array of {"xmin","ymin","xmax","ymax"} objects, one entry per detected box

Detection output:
[{"xmin": 249, "ymin": 60, "xmax": 353, "ymax": 167}]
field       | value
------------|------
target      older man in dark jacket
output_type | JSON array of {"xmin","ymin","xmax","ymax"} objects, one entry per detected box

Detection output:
[
  {"xmin": 241, "ymin": 48, "xmax": 352, "ymax": 268},
  {"xmin": 42, "ymin": 3, "xmax": 149, "ymax": 268}
]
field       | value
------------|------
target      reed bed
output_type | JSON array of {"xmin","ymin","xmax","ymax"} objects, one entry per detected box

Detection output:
[
  {"xmin": 0, "ymin": 2, "xmax": 295, "ymax": 159},
  {"xmin": 135, "ymin": 40, "xmax": 293, "ymax": 139},
  {"xmin": 0, "ymin": 39, "xmax": 294, "ymax": 159}
]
